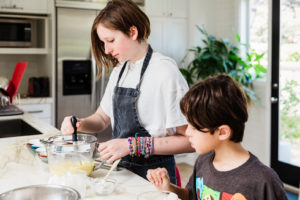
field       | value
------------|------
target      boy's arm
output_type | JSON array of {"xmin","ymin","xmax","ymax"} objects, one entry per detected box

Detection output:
[{"xmin": 167, "ymin": 184, "xmax": 189, "ymax": 200}]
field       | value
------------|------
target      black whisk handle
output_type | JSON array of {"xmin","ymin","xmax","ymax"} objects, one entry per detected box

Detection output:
[{"xmin": 71, "ymin": 116, "xmax": 78, "ymax": 141}]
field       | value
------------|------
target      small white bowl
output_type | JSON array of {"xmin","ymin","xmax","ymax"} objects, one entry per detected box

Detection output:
[{"xmin": 93, "ymin": 178, "xmax": 116, "ymax": 195}]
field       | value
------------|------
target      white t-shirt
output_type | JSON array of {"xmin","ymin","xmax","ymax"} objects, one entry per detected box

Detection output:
[{"xmin": 100, "ymin": 52, "xmax": 188, "ymax": 137}]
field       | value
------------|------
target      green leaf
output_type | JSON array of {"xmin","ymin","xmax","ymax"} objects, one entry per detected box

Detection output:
[
  {"xmin": 235, "ymin": 34, "xmax": 241, "ymax": 43},
  {"xmin": 255, "ymin": 53, "xmax": 264, "ymax": 61},
  {"xmin": 254, "ymin": 64, "xmax": 267, "ymax": 73}
]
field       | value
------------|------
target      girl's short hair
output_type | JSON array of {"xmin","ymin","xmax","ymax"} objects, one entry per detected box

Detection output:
[
  {"xmin": 91, "ymin": 0, "xmax": 151, "ymax": 79},
  {"xmin": 180, "ymin": 75, "xmax": 248, "ymax": 142}
]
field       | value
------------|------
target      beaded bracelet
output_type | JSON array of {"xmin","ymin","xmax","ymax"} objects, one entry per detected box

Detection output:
[
  {"xmin": 137, "ymin": 137, "xmax": 141, "ymax": 156},
  {"xmin": 128, "ymin": 137, "xmax": 135, "ymax": 157},
  {"xmin": 134, "ymin": 133, "xmax": 139, "ymax": 156},
  {"xmin": 141, "ymin": 137, "xmax": 145, "ymax": 155},
  {"xmin": 145, "ymin": 137, "xmax": 150, "ymax": 158},
  {"xmin": 128, "ymin": 136, "xmax": 154, "ymax": 158},
  {"xmin": 150, "ymin": 136, "xmax": 154, "ymax": 155}
]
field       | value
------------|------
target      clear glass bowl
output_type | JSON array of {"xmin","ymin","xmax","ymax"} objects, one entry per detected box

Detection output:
[
  {"xmin": 43, "ymin": 134, "xmax": 97, "ymax": 176},
  {"xmin": 93, "ymin": 178, "xmax": 116, "ymax": 196}
]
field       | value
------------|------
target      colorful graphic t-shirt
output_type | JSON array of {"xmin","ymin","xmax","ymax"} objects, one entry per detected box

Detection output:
[{"xmin": 185, "ymin": 151, "xmax": 288, "ymax": 200}]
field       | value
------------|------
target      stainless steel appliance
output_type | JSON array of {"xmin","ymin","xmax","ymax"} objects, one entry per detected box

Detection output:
[
  {"xmin": 0, "ymin": 17, "xmax": 32, "ymax": 47},
  {"xmin": 56, "ymin": 6, "xmax": 111, "ymax": 139}
]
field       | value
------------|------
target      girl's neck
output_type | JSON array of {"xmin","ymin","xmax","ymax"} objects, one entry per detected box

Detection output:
[
  {"xmin": 212, "ymin": 142, "xmax": 250, "ymax": 172},
  {"xmin": 130, "ymin": 41, "xmax": 149, "ymax": 64}
]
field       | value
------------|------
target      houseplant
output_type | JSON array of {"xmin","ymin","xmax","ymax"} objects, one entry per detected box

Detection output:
[{"xmin": 180, "ymin": 26, "xmax": 267, "ymax": 103}]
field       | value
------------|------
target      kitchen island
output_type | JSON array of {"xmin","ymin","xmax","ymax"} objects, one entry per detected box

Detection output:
[{"xmin": 0, "ymin": 114, "xmax": 157, "ymax": 199}]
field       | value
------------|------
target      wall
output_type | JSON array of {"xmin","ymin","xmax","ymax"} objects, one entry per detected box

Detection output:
[{"xmin": 187, "ymin": 0, "xmax": 271, "ymax": 165}]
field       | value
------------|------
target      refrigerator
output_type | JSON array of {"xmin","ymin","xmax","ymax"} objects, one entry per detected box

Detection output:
[{"xmin": 56, "ymin": 6, "xmax": 111, "ymax": 140}]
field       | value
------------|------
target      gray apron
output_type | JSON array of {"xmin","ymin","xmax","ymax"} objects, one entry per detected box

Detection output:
[{"xmin": 112, "ymin": 45, "xmax": 176, "ymax": 184}]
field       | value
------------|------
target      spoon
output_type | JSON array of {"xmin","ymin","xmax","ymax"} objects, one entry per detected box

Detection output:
[{"xmin": 103, "ymin": 158, "xmax": 121, "ymax": 182}]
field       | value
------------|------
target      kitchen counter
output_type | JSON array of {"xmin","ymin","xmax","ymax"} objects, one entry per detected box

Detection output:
[{"xmin": 0, "ymin": 114, "xmax": 157, "ymax": 199}]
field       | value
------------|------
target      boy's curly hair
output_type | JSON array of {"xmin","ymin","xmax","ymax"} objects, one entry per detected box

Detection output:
[{"xmin": 180, "ymin": 74, "xmax": 248, "ymax": 142}]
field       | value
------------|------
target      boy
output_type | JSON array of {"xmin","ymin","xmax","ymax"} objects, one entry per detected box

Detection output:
[{"xmin": 147, "ymin": 75, "xmax": 287, "ymax": 200}]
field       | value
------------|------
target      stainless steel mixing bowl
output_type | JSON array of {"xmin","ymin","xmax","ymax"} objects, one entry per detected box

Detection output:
[{"xmin": 0, "ymin": 184, "xmax": 81, "ymax": 200}]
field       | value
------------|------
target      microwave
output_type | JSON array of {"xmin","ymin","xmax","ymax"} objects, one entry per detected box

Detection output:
[{"xmin": 0, "ymin": 18, "xmax": 32, "ymax": 47}]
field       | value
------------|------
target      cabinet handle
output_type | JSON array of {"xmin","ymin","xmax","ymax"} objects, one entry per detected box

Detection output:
[
  {"xmin": 169, "ymin": 12, "xmax": 173, "ymax": 17},
  {"xmin": 28, "ymin": 110, "xmax": 43, "ymax": 114},
  {"xmin": 1, "ymin": 5, "xmax": 23, "ymax": 10}
]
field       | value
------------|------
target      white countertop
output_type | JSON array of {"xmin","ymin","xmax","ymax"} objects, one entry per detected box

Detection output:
[{"xmin": 0, "ymin": 114, "xmax": 157, "ymax": 199}]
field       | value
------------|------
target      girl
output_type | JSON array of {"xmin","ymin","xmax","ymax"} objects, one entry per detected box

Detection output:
[{"xmin": 61, "ymin": 0, "xmax": 194, "ymax": 184}]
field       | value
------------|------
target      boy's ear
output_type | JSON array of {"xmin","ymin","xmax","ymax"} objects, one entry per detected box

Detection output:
[
  {"xmin": 129, "ymin": 26, "xmax": 138, "ymax": 40},
  {"xmin": 217, "ymin": 125, "xmax": 232, "ymax": 141}
]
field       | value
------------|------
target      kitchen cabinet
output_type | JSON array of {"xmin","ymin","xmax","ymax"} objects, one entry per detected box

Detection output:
[
  {"xmin": 148, "ymin": 17, "xmax": 187, "ymax": 64},
  {"xmin": 18, "ymin": 103, "xmax": 52, "ymax": 125},
  {"xmin": 0, "ymin": 0, "xmax": 49, "ymax": 14},
  {"xmin": 0, "ymin": 13, "xmax": 49, "ymax": 54},
  {"xmin": 0, "ymin": 0, "xmax": 55, "ymax": 125},
  {"xmin": 145, "ymin": 0, "xmax": 188, "ymax": 64},
  {"xmin": 145, "ymin": 0, "xmax": 187, "ymax": 18}
]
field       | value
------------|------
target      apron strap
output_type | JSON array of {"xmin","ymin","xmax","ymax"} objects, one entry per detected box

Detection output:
[
  {"xmin": 136, "ymin": 45, "xmax": 153, "ymax": 91},
  {"xmin": 115, "ymin": 45, "xmax": 153, "ymax": 89},
  {"xmin": 116, "ymin": 61, "xmax": 128, "ymax": 87}
]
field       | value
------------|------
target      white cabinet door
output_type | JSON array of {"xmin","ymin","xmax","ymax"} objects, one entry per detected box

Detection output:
[
  {"xmin": 146, "ymin": 0, "xmax": 188, "ymax": 64},
  {"xmin": 167, "ymin": 0, "xmax": 187, "ymax": 18},
  {"xmin": 0, "ymin": 0, "xmax": 9, "ymax": 8},
  {"xmin": 162, "ymin": 18, "xmax": 187, "ymax": 64},
  {"xmin": 145, "ymin": 0, "xmax": 165, "ymax": 17},
  {"xmin": 0, "ymin": 0, "xmax": 48, "ymax": 14},
  {"xmin": 18, "ymin": 103, "xmax": 52, "ymax": 125},
  {"xmin": 148, "ymin": 18, "xmax": 164, "ymax": 53},
  {"xmin": 145, "ymin": 0, "xmax": 187, "ymax": 18},
  {"xmin": 148, "ymin": 17, "xmax": 187, "ymax": 64}
]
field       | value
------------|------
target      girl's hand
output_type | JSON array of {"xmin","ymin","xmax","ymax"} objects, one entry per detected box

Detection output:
[
  {"xmin": 61, "ymin": 116, "xmax": 82, "ymax": 135},
  {"xmin": 98, "ymin": 138, "xmax": 129, "ymax": 163},
  {"xmin": 147, "ymin": 168, "xmax": 171, "ymax": 191}
]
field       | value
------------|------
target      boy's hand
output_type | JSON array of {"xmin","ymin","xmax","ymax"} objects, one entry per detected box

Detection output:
[{"xmin": 147, "ymin": 168, "xmax": 171, "ymax": 191}]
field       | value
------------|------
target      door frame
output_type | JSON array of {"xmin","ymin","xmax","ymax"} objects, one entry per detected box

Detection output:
[{"xmin": 270, "ymin": 0, "xmax": 300, "ymax": 188}]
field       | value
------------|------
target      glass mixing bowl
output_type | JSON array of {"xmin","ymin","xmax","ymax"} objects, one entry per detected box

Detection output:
[{"xmin": 43, "ymin": 134, "xmax": 97, "ymax": 176}]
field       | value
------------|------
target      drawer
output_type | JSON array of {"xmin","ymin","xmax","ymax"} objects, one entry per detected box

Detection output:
[
  {"xmin": 40, "ymin": 117, "xmax": 52, "ymax": 125},
  {"xmin": 18, "ymin": 103, "xmax": 51, "ymax": 119}
]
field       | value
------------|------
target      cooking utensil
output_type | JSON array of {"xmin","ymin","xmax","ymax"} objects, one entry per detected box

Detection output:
[
  {"xmin": 6, "ymin": 62, "xmax": 28, "ymax": 103},
  {"xmin": 71, "ymin": 116, "xmax": 78, "ymax": 141},
  {"xmin": 103, "ymin": 158, "xmax": 121, "ymax": 181},
  {"xmin": 70, "ymin": 116, "xmax": 83, "ymax": 169},
  {"xmin": 0, "ymin": 184, "xmax": 81, "ymax": 200}
]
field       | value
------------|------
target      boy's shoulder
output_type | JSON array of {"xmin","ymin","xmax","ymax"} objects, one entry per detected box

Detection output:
[
  {"xmin": 245, "ymin": 153, "xmax": 283, "ymax": 184},
  {"xmin": 194, "ymin": 151, "xmax": 283, "ymax": 184},
  {"xmin": 192, "ymin": 151, "xmax": 287, "ymax": 200}
]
